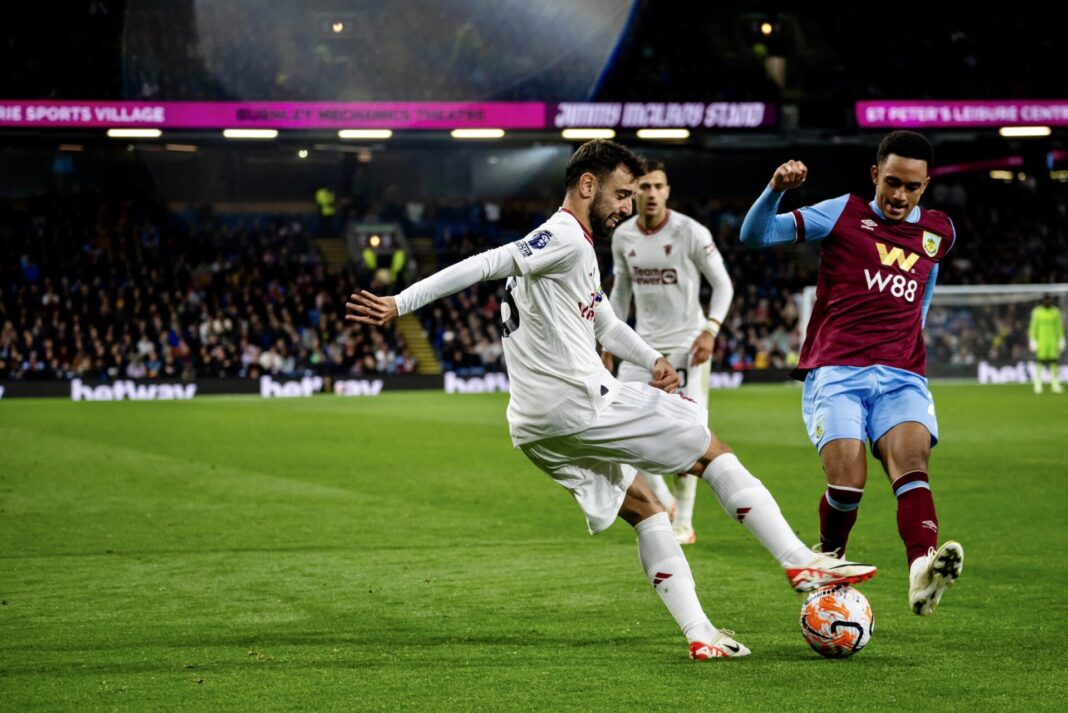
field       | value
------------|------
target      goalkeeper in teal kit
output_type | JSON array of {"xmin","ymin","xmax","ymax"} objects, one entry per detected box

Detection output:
[
  {"xmin": 1030, "ymin": 294, "xmax": 1065, "ymax": 394},
  {"xmin": 740, "ymin": 130, "xmax": 964, "ymax": 616}
]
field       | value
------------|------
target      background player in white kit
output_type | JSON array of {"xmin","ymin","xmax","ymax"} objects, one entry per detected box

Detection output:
[
  {"xmin": 348, "ymin": 141, "xmax": 874, "ymax": 660},
  {"xmin": 604, "ymin": 162, "xmax": 734, "ymax": 545}
]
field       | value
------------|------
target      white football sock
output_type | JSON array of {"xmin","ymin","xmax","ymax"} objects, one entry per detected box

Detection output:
[
  {"xmin": 635, "ymin": 512, "xmax": 716, "ymax": 643},
  {"xmin": 639, "ymin": 472, "xmax": 677, "ymax": 514},
  {"xmin": 673, "ymin": 473, "xmax": 698, "ymax": 529},
  {"xmin": 702, "ymin": 453, "xmax": 811, "ymax": 568}
]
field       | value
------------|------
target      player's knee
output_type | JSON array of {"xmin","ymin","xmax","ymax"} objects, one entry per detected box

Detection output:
[
  {"xmin": 891, "ymin": 455, "xmax": 929, "ymax": 477},
  {"xmin": 825, "ymin": 470, "xmax": 867, "ymax": 489},
  {"xmin": 621, "ymin": 498, "xmax": 663, "ymax": 527},
  {"xmin": 820, "ymin": 442, "xmax": 868, "ymax": 489},
  {"xmin": 687, "ymin": 434, "xmax": 732, "ymax": 473}
]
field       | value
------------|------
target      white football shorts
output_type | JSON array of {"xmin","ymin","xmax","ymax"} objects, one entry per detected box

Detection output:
[{"xmin": 519, "ymin": 381, "xmax": 711, "ymax": 534}]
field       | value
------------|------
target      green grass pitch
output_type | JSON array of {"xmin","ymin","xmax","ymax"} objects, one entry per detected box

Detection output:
[{"xmin": 1, "ymin": 384, "xmax": 1065, "ymax": 711}]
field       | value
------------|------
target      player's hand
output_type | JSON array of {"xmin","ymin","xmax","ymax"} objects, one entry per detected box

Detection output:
[
  {"xmin": 602, "ymin": 351, "xmax": 615, "ymax": 372},
  {"xmin": 649, "ymin": 356, "xmax": 680, "ymax": 394},
  {"xmin": 770, "ymin": 160, "xmax": 808, "ymax": 192},
  {"xmin": 690, "ymin": 330, "xmax": 716, "ymax": 366},
  {"xmin": 1029, "ymin": 338, "xmax": 1038, "ymax": 353},
  {"xmin": 346, "ymin": 291, "xmax": 399, "ymax": 326},
  {"xmin": 1059, "ymin": 337, "xmax": 1066, "ymax": 352}
]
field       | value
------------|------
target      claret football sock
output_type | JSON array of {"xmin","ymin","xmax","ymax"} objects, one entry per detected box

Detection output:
[
  {"xmin": 818, "ymin": 485, "xmax": 864, "ymax": 556},
  {"xmin": 892, "ymin": 471, "xmax": 939, "ymax": 565}
]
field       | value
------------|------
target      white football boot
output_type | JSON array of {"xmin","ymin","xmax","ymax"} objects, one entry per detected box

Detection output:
[
  {"xmin": 673, "ymin": 523, "xmax": 696, "ymax": 545},
  {"xmin": 909, "ymin": 541, "xmax": 964, "ymax": 616},
  {"xmin": 689, "ymin": 629, "xmax": 751, "ymax": 660}
]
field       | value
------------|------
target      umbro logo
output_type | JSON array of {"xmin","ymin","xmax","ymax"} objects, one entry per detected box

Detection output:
[
  {"xmin": 736, "ymin": 507, "xmax": 752, "ymax": 522},
  {"xmin": 628, "ymin": 249, "xmax": 636, "ymax": 258},
  {"xmin": 860, "ymin": 219, "xmax": 878, "ymax": 232}
]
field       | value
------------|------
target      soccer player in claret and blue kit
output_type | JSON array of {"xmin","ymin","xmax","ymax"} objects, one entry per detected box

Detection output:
[{"xmin": 740, "ymin": 130, "xmax": 964, "ymax": 616}]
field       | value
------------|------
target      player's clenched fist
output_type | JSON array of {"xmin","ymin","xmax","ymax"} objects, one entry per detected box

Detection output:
[{"xmin": 770, "ymin": 160, "xmax": 808, "ymax": 192}]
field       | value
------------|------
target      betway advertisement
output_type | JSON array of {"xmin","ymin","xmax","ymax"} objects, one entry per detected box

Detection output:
[{"xmin": 0, "ymin": 371, "xmax": 758, "ymax": 400}]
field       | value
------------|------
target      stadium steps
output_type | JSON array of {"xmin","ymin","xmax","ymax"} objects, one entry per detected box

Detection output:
[
  {"xmin": 396, "ymin": 313, "xmax": 443, "ymax": 375},
  {"xmin": 315, "ymin": 238, "xmax": 352, "ymax": 273}
]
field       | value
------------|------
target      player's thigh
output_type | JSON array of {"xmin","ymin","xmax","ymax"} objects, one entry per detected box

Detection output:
[
  {"xmin": 520, "ymin": 442, "xmax": 639, "ymax": 535},
  {"xmin": 867, "ymin": 368, "xmax": 937, "ymax": 468},
  {"xmin": 802, "ymin": 367, "xmax": 870, "ymax": 453},
  {"xmin": 873, "ymin": 422, "xmax": 932, "ymax": 481},
  {"xmin": 573, "ymin": 382, "xmax": 712, "ymax": 475},
  {"xmin": 618, "ymin": 474, "xmax": 666, "ymax": 526},
  {"xmin": 819, "ymin": 438, "xmax": 868, "ymax": 489}
]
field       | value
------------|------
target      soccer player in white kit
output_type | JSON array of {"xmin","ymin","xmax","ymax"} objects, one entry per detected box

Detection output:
[
  {"xmin": 604, "ymin": 162, "xmax": 734, "ymax": 545},
  {"xmin": 348, "ymin": 141, "xmax": 875, "ymax": 660}
]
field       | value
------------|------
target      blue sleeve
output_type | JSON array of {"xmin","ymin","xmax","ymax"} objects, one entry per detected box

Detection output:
[
  {"xmin": 794, "ymin": 194, "xmax": 850, "ymax": 244},
  {"xmin": 921, "ymin": 263, "xmax": 939, "ymax": 327},
  {"xmin": 740, "ymin": 185, "xmax": 848, "ymax": 248},
  {"xmin": 739, "ymin": 185, "xmax": 796, "ymax": 248}
]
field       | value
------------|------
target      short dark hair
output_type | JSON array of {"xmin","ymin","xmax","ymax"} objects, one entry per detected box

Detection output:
[
  {"xmin": 565, "ymin": 140, "xmax": 646, "ymax": 189},
  {"xmin": 642, "ymin": 160, "xmax": 668, "ymax": 179},
  {"xmin": 877, "ymin": 130, "xmax": 934, "ymax": 167}
]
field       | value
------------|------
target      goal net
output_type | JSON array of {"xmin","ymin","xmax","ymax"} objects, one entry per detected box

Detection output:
[{"xmin": 797, "ymin": 284, "xmax": 1068, "ymax": 382}]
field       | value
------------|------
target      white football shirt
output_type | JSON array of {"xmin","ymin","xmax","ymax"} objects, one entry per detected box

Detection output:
[
  {"xmin": 501, "ymin": 209, "xmax": 625, "ymax": 445},
  {"xmin": 609, "ymin": 211, "xmax": 725, "ymax": 353}
]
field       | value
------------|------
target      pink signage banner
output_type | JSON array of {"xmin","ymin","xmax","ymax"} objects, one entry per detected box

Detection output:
[
  {"xmin": 552, "ymin": 102, "xmax": 776, "ymax": 129},
  {"xmin": 0, "ymin": 101, "xmax": 548, "ymax": 129},
  {"xmin": 0, "ymin": 100, "xmax": 777, "ymax": 131},
  {"xmin": 857, "ymin": 100, "xmax": 1068, "ymax": 128}
]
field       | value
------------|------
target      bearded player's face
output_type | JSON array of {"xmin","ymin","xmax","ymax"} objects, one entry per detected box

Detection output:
[{"xmin": 590, "ymin": 166, "xmax": 637, "ymax": 240}]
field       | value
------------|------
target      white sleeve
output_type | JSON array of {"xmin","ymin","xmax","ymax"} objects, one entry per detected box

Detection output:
[
  {"xmin": 691, "ymin": 226, "xmax": 734, "ymax": 331},
  {"xmin": 607, "ymin": 235, "xmax": 633, "ymax": 322},
  {"xmin": 505, "ymin": 226, "xmax": 582, "ymax": 277},
  {"xmin": 394, "ymin": 245, "xmax": 518, "ymax": 316},
  {"xmin": 594, "ymin": 298, "xmax": 660, "ymax": 370}
]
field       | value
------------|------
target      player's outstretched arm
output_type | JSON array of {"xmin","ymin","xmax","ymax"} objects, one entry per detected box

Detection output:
[
  {"xmin": 740, "ymin": 160, "xmax": 809, "ymax": 250},
  {"xmin": 346, "ymin": 244, "xmax": 520, "ymax": 326},
  {"xmin": 347, "ymin": 291, "xmax": 398, "ymax": 326}
]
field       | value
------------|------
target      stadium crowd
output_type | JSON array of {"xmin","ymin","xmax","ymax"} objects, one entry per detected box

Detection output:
[
  {"xmin": 0, "ymin": 195, "xmax": 416, "ymax": 382},
  {"xmin": 2, "ymin": 178, "xmax": 1064, "ymax": 382}
]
